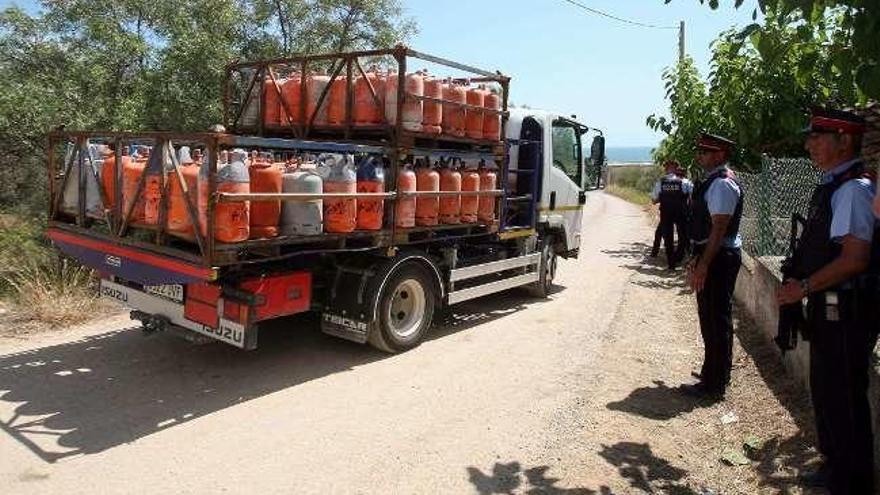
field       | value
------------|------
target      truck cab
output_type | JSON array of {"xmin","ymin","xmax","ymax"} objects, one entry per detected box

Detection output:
[{"xmin": 506, "ymin": 108, "xmax": 604, "ymax": 258}]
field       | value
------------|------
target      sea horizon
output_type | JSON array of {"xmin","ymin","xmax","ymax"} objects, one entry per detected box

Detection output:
[{"xmin": 605, "ymin": 146, "xmax": 655, "ymax": 164}]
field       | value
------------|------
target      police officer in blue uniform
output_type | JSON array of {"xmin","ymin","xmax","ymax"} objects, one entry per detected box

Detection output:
[
  {"xmin": 683, "ymin": 133, "xmax": 743, "ymax": 400},
  {"xmin": 776, "ymin": 108, "xmax": 878, "ymax": 492},
  {"xmin": 651, "ymin": 160, "xmax": 693, "ymax": 269}
]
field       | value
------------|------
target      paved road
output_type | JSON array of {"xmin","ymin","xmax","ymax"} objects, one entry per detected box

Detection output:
[{"xmin": 0, "ymin": 192, "xmax": 661, "ymax": 494}]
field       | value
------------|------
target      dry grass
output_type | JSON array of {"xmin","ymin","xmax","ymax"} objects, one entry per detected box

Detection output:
[
  {"xmin": 2, "ymin": 252, "xmax": 105, "ymax": 328},
  {"xmin": 1, "ymin": 213, "xmax": 113, "ymax": 330}
]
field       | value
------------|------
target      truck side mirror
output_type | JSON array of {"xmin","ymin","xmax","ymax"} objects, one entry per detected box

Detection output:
[{"xmin": 590, "ymin": 135, "xmax": 605, "ymax": 168}]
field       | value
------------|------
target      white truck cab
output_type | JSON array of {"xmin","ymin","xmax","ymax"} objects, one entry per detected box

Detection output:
[{"xmin": 506, "ymin": 108, "xmax": 605, "ymax": 257}]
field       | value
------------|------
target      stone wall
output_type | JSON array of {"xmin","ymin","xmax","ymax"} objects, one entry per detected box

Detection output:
[{"xmin": 734, "ymin": 250, "xmax": 880, "ymax": 462}]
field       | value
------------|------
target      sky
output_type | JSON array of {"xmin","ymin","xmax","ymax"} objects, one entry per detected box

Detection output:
[
  {"xmin": 404, "ymin": 0, "xmax": 759, "ymax": 147},
  {"xmin": 2, "ymin": 0, "xmax": 760, "ymax": 148}
]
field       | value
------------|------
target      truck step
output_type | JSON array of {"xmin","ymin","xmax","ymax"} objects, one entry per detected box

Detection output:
[
  {"xmin": 448, "ymin": 272, "xmax": 539, "ymax": 304},
  {"xmin": 450, "ymin": 253, "xmax": 540, "ymax": 282},
  {"xmin": 447, "ymin": 253, "xmax": 540, "ymax": 304}
]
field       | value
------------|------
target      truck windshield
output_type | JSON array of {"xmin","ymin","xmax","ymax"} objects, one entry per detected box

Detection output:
[{"xmin": 551, "ymin": 121, "xmax": 582, "ymax": 187}]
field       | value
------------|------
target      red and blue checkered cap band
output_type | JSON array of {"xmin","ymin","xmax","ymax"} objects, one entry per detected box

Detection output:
[{"xmin": 810, "ymin": 116, "xmax": 866, "ymax": 134}]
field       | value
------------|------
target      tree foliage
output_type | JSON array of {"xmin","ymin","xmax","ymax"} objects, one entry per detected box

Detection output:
[
  {"xmin": 648, "ymin": 7, "xmax": 865, "ymax": 173},
  {"xmin": 0, "ymin": 0, "xmax": 415, "ymax": 214},
  {"xmin": 668, "ymin": 0, "xmax": 880, "ymax": 100}
]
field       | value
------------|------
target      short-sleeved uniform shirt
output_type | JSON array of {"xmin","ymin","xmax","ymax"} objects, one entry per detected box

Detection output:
[
  {"xmin": 650, "ymin": 173, "xmax": 694, "ymax": 201},
  {"xmin": 823, "ymin": 159, "xmax": 877, "ymax": 243},
  {"xmin": 702, "ymin": 164, "xmax": 742, "ymax": 249}
]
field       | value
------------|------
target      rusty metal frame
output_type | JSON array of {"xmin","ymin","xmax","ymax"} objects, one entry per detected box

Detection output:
[
  {"xmin": 223, "ymin": 45, "xmax": 510, "ymax": 142},
  {"xmin": 48, "ymin": 47, "xmax": 514, "ymax": 270}
]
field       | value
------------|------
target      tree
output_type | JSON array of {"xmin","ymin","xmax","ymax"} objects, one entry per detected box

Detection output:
[
  {"xmin": 646, "ymin": 57, "xmax": 718, "ymax": 174},
  {"xmin": 648, "ymin": 7, "xmax": 863, "ymax": 171},
  {"xmin": 666, "ymin": 0, "xmax": 880, "ymax": 100},
  {"xmin": 0, "ymin": 0, "xmax": 415, "ymax": 214}
]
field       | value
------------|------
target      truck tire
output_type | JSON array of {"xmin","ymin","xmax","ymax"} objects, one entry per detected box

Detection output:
[
  {"xmin": 368, "ymin": 262, "xmax": 436, "ymax": 353},
  {"xmin": 529, "ymin": 237, "xmax": 557, "ymax": 298}
]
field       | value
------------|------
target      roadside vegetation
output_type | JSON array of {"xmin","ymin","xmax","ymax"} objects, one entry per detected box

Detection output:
[
  {"xmin": 605, "ymin": 166, "xmax": 660, "ymax": 210},
  {"xmin": 0, "ymin": 215, "xmax": 105, "ymax": 328}
]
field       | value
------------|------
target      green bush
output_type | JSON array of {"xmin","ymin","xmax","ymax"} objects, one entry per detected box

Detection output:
[{"xmin": 609, "ymin": 166, "xmax": 662, "ymax": 194}]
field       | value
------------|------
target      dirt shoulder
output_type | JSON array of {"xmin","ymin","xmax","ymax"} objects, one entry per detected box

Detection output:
[{"xmin": 553, "ymin": 211, "xmax": 820, "ymax": 493}]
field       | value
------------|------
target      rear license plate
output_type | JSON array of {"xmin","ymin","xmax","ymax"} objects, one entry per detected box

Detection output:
[{"xmin": 143, "ymin": 284, "xmax": 184, "ymax": 303}]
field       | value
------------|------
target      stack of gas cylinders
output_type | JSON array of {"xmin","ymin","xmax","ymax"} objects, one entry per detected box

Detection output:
[
  {"xmin": 92, "ymin": 144, "xmax": 498, "ymax": 244},
  {"xmin": 256, "ymin": 68, "xmax": 503, "ymax": 142}
]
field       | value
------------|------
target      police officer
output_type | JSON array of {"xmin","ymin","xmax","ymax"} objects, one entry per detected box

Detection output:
[
  {"xmin": 776, "ymin": 108, "xmax": 877, "ymax": 492},
  {"xmin": 683, "ymin": 133, "xmax": 743, "ymax": 400},
  {"xmin": 650, "ymin": 160, "xmax": 693, "ymax": 269}
]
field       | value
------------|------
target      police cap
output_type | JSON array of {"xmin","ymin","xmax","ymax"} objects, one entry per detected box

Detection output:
[
  {"xmin": 696, "ymin": 133, "xmax": 735, "ymax": 152},
  {"xmin": 803, "ymin": 107, "xmax": 866, "ymax": 135}
]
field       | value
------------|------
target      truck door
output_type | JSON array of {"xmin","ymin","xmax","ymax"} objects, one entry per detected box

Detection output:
[{"xmin": 544, "ymin": 118, "xmax": 586, "ymax": 253}]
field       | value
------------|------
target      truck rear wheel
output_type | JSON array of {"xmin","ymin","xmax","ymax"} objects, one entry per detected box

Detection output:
[{"xmin": 368, "ymin": 262, "xmax": 436, "ymax": 353}]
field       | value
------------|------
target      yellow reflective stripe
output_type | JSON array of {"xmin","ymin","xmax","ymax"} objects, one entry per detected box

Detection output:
[
  {"xmin": 498, "ymin": 229, "xmax": 536, "ymax": 240},
  {"xmin": 538, "ymin": 205, "xmax": 583, "ymax": 212}
]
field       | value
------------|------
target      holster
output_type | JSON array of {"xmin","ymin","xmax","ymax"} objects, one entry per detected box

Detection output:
[{"xmin": 776, "ymin": 256, "xmax": 805, "ymax": 351}]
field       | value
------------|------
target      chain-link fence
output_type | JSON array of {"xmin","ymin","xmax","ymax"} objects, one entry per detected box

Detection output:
[{"xmin": 737, "ymin": 156, "xmax": 820, "ymax": 259}]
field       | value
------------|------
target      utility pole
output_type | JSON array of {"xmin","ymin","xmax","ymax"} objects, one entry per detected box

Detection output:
[{"xmin": 678, "ymin": 21, "xmax": 686, "ymax": 62}]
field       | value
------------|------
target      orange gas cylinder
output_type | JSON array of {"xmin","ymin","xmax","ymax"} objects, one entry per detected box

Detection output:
[
  {"xmin": 322, "ymin": 155, "xmax": 357, "ymax": 233},
  {"xmin": 442, "ymin": 80, "xmax": 467, "ymax": 137},
  {"xmin": 483, "ymin": 87, "xmax": 502, "ymax": 142},
  {"xmin": 263, "ymin": 75, "xmax": 285, "ymax": 128},
  {"xmin": 143, "ymin": 149, "xmax": 165, "ymax": 225},
  {"xmin": 356, "ymin": 156, "xmax": 385, "ymax": 231},
  {"xmin": 281, "ymin": 74, "xmax": 302, "ymax": 125},
  {"xmin": 326, "ymin": 76, "xmax": 347, "ymax": 125},
  {"xmin": 466, "ymin": 85, "xmax": 486, "ymax": 140},
  {"xmin": 422, "ymin": 76, "xmax": 443, "ymax": 134},
  {"xmin": 306, "ymin": 71, "xmax": 330, "ymax": 125},
  {"xmin": 395, "ymin": 164, "xmax": 417, "ymax": 228},
  {"xmin": 101, "ymin": 147, "xmax": 130, "ymax": 210},
  {"xmin": 200, "ymin": 149, "xmax": 250, "ymax": 243},
  {"xmin": 353, "ymin": 68, "xmax": 383, "ymax": 125},
  {"xmin": 402, "ymin": 72, "xmax": 425, "ymax": 132},
  {"xmin": 439, "ymin": 165, "xmax": 462, "ymax": 225},
  {"xmin": 123, "ymin": 149, "xmax": 148, "ymax": 223},
  {"xmin": 415, "ymin": 163, "xmax": 440, "ymax": 226},
  {"xmin": 249, "ymin": 152, "xmax": 283, "ymax": 238},
  {"xmin": 460, "ymin": 166, "xmax": 480, "ymax": 224},
  {"xmin": 478, "ymin": 167, "xmax": 497, "ymax": 223},
  {"xmin": 384, "ymin": 69, "xmax": 398, "ymax": 125},
  {"xmin": 167, "ymin": 161, "xmax": 199, "ymax": 235}
]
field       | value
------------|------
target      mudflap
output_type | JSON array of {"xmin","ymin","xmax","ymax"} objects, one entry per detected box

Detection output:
[
  {"xmin": 319, "ymin": 253, "xmax": 445, "ymax": 345},
  {"xmin": 320, "ymin": 265, "xmax": 376, "ymax": 344}
]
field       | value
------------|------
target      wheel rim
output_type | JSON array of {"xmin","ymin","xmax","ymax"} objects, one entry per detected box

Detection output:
[
  {"xmin": 386, "ymin": 278, "xmax": 427, "ymax": 340},
  {"xmin": 544, "ymin": 246, "xmax": 557, "ymax": 287}
]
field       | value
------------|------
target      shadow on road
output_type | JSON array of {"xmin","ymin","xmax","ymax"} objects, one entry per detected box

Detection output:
[
  {"xmin": 0, "ymin": 286, "xmax": 555, "ymax": 464},
  {"xmin": 467, "ymin": 460, "xmax": 602, "ymax": 494},
  {"xmin": 605, "ymin": 380, "xmax": 711, "ymax": 421},
  {"xmin": 598, "ymin": 442, "xmax": 697, "ymax": 495},
  {"xmin": 601, "ymin": 242, "xmax": 690, "ymax": 293},
  {"xmin": 466, "ymin": 442, "xmax": 696, "ymax": 494}
]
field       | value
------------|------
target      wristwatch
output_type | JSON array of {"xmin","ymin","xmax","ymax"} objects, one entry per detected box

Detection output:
[{"xmin": 800, "ymin": 278, "xmax": 811, "ymax": 297}]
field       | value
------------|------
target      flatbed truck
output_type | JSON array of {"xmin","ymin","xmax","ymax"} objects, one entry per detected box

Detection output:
[{"xmin": 46, "ymin": 47, "xmax": 605, "ymax": 353}]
